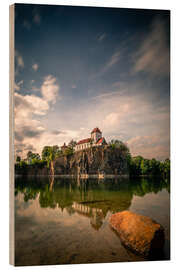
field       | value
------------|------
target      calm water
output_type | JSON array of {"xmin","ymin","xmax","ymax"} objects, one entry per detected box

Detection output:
[{"xmin": 15, "ymin": 177, "xmax": 170, "ymax": 266}]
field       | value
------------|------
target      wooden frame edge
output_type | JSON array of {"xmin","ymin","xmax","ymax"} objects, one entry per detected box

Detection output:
[{"xmin": 9, "ymin": 3, "xmax": 15, "ymax": 266}]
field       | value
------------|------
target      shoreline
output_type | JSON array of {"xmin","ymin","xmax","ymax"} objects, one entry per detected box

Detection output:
[{"xmin": 15, "ymin": 174, "xmax": 129, "ymax": 179}]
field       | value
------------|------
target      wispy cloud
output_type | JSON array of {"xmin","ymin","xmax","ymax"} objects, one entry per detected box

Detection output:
[
  {"xmin": 92, "ymin": 51, "xmax": 121, "ymax": 79},
  {"xmin": 32, "ymin": 63, "xmax": 39, "ymax": 71},
  {"xmin": 41, "ymin": 75, "xmax": 60, "ymax": 104},
  {"xmin": 133, "ymin": 17, "xmax": 170, "ymax": 77},
  {"xmin": 15, "ymin": 50, "xmax": 24, "ymax": 70},
  {"xmin": 98, "ymin": 33, "xmax": 106, "ymax": 42},
  {"xmin": 102, "ymin": 51, "xmax": 121, "ymax": 73},
  {"xmin": 14, "ymin": 80, "xmax": 23, "ymax": 91}
]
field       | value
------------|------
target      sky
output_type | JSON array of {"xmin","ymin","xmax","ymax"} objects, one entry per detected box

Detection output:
[{"xmin": 14, "ymin": 4, "xmax": 170, "ymax": 160}]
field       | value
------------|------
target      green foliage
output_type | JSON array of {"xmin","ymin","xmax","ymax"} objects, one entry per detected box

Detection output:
[
  {"xmin": 109, "ymin": 139, "xmax": 130, "ymax": 158},
  {"xmin": 27, "ymin": 151, "xmax": 40, "ymax": 164},
  {"xmin": 19, "ymin": 160, "xmax": 27, "ymax": 168},
  {"xmin": 68, "ymin": 140, "xmax": 77, "ymax": 149},
  {"xmin": 64, "ymin": 147, "xmax": 74, "ymax": 156},
  {"xmin": 16, "ymin": 156, "xmax": 21, "ymax": 163},
  {"xmin": 140, "ymin": 159, "xmax": 149, "ymax": 175},
  {"xmin": 129, "ymin": 156, "xmax": 170, "ymax": 178},
  {"xmin": 42, "ymin": 146, "xmax": 52, "ymax": 161},
  {"xmin": 42, "ymin": 145, "xmax": 62, "ymax": 164},
  {"xmin": 159, "ymin": 158, "xmax": 170, "ymax": 179},
  {"xmin": 31, "ymin": 159, "xmax": 47, "ymax": 167},
  {"xmin": 109, "ymin": 140, "xmax": 129, "ymax": 151},
  {"xmin": 129, "ymin": 156, "xmax": 143, "ymax": 176}
]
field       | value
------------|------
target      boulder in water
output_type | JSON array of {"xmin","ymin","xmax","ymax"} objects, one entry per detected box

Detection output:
[{"xmin": 109, "ymin": 211, "xmax": 165, "ymax": 257}]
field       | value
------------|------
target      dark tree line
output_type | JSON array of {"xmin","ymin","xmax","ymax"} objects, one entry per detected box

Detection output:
[{"xmin": 129, "ymin": 155, "xmax": 170, "ymax": 179}]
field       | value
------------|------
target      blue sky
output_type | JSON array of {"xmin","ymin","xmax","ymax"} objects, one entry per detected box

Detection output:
[{"xmin": 14, "ymin": 4, "xmax": 170, "ymax": 160}]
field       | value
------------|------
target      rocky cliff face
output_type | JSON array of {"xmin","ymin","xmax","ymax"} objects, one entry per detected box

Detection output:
[
  {"xmin": 15, "ymin": 146, "xmax": 129, "ymax": 176},
  {"xmin": 54, "ymin": 145, "xmax": 129, "ymax": 176}
]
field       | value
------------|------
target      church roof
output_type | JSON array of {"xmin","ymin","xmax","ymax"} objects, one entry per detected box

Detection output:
[
  {"xmin": 91, "ymin": 127, "xmax": 102, "ymax": 134},
  {"xmin": 77, "ymin": 138, "xmax": 91, "ymax": 145},
  {"xmin": 96, "ymin": 137, "xmax": 106, "ymax": 144}
]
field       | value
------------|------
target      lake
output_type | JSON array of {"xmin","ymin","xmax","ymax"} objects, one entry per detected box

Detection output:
[{"xmin": 15, "ymin": 176, "xmax": 170, "ymax": 266}]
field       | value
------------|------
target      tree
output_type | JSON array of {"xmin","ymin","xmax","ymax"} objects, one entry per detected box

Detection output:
[
  {"xmin": 41, "ymin": 145, "xmax": 62, "ymax": 176},
  {"xmin": 42, "ymin": 145, "xmax": 61, "ymax": 161},
  {"xmin": 160, "ymin": 158, "xmax": 170, "ymax": 179},
  {"xmin": 140, "ymin": 159, "xmax": 150, "ymax": 175},
  {"xmin": 64, "ymin": 147, "xmax": 74, "ymax": 157},
  {"xmin": 19, "ymin": 160, "xmax": 27, "ymax": 168},
  {"xmin": 27, "ymin": 151, "xmax": 40, "ymax": 164},
  {"xmin": 131, "ymin": 156, "xmax": 143, "ymax": 176},
  {"xmin": 16, "ymin": 156, "xmax": 21, "ymax": 163},
  {"xmin": 109, "ymin": 140, "xmax": 129, "ymax": 153},
  {"xmin": 42, "ymin": 146, "xmax": 51, "ymax": 161},
  {"xmin": 149, "ymin": 158, "xmax": 161, "ymax": 175},
  {"xmin": 68, "ymin": 140, "xmax": 77, "ymax": 149}
]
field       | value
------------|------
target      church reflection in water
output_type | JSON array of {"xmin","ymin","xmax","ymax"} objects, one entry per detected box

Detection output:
[
  {"xmin": 15, "ymin": 176, "xmax": 170, "ymax": 231},
  {"xmin": 72, "ymin": 201, "xmax": 104, "ymax": 230}
]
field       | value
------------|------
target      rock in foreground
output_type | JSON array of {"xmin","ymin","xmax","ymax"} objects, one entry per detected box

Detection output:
[{"xmin": 109, "ymin": 211, "xmax": 165, "ymax": 257}]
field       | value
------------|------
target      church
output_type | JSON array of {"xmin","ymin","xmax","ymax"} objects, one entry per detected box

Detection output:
[{"xmin": 74, "ymin": 127, "xmax": 107, "ymax": 152}]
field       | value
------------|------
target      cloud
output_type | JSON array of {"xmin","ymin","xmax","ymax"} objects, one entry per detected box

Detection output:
[
  {"xmin": 99, "ymin": 90, "xmax": 170, "ymax": 159},
  {"xmin": 65, "ymin": 80, "xmax": 169, "ymax": 160},
  {"xmin": 14, "ymin": 75, "xmax": 61, "ymax": 157},
  {"xmin": 14, "ymin": 83, "xmax": 20, "ymax": 91},
  {"xmin": 102, "ymin": 51, "xmax": 121, "ymax": 73},
  {"xmin": 22, "ymin": 126, "xmax": 45, "ymax": 139},
  {"xmin": 92, "ymin": 51, "xmax": 121, "ymax": 79},
  {"xmin": 14, "ymin": 92, "xmax": 49, "ymax": 117},
  {"xmin": 15, "ymin": 50, "xmax": 24, "ymax": 69},
  {"xmin": 14, "ymin": 80, "xmax": 23, "ymax": 91},
  {"xmin": 51, "ymin": 130, "xmax": 66, "ymax": 135},
  {"xmin": 16, "ymin": 128, "xmax": 80, "ymax": 158},
  {"xmin": 32, "ymin": 63, "xmax": 39, "ymax": 71},
  {"xmin": 98, "ymin": 33, "xmax": 106, "ymax": 42},
  {"xmin": 15, "ymin": 143, "xmax": 36, "ymax": 155},
  {"xmin": 133, "ymin": 17, "xmax": 170, "ymax": 77},
  {"xmin": 15, "ymin": 125, "xmax": 45, "ymax": 142},
  {"xmin": 126, "ymin": 135, "xmax": 170, "ymax": 160},
  {"xmin": 41, "ymin": 75, "xmax": 60, "ymax": 104},
  {"xmin": 14, "ymin": 92, "xmax": 49, "ymax": 155}
]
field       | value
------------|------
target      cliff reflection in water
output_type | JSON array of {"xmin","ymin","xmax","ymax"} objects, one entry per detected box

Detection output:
[{"xmin": 15, "ymin": 177, "xmax": 170, "ymax": 231}]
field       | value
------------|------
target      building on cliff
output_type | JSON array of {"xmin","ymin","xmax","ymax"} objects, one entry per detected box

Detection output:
[{"xmin": 74, "ymin": 127, "xmax": 107, "ymax": 152}]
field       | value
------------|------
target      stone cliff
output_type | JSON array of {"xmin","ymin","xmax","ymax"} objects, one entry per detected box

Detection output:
[
  {"xmin": 54, "ymin": 145, "xmax": 129, "ymax": 176},
  {"xmin": 15, "ymin": 145, "xmax": 129, "ymax": 177}
]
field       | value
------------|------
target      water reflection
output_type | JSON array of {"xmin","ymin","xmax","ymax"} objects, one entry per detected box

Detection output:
[
  {"xmin": 15, "ymin": 177, "xmax": 169, "ymax": 231},
  {"xmin": 15, "ymin": 177, "xmax": 170, "ymax": 265}
]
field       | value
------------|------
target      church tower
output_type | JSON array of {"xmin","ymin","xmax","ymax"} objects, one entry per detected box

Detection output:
[{"xmin": 91, "ymin": 127, "xmax": 102, "ymax": 143}]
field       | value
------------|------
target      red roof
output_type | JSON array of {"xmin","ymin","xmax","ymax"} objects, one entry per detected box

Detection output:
[
  {"xmin": 77, "ymin": 138, "xmax": 91, "ymax": 145},
  {"xmin": 97, "ymin": 137, "xmax": 105, "ymax": 144},
  {"xmin": 91, "ymin": 127, "xmax": 102, "ymax": 134}
]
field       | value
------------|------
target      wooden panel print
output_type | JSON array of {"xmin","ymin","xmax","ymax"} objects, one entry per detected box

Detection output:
[{"xmin": 9, "ymin": 3, "xmax": 170, "ymax": 266}]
